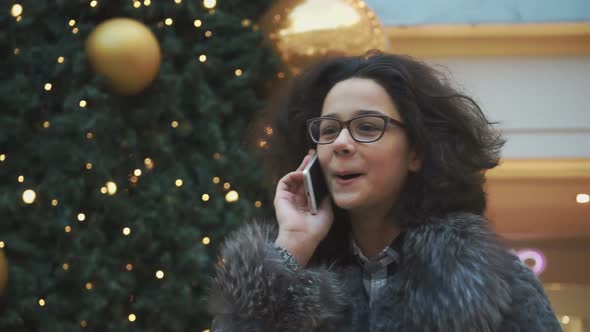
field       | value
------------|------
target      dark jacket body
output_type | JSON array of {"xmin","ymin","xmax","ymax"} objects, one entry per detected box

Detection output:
[{"xmin": 208, "ymin": 212, "xmax": 562, "ymax": 331}]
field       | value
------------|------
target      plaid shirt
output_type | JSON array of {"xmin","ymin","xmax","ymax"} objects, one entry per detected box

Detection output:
[{"xmin": 351, "ymin": 232, "xmax": 405, "ymax": 309}]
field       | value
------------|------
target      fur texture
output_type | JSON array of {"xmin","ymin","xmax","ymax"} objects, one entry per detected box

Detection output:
[{"xmin": 207, "ymin": 213, "xmax": 562, "ymax": 332}]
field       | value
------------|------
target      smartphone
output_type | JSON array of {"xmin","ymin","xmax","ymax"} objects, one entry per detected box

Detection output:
[{"xmin": 302, "ymin": 154, "xmax": 328, "ymax": 215}]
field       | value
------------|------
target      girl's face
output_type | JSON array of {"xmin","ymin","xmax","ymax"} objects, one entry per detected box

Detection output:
[{"xmin": 317, "ymin": 78, "xmax": 421, "ymax": 214}]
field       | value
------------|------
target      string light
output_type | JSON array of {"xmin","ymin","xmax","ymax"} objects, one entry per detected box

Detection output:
[
  {"xmin": 90, "ymin": 0, "xmax": 98, "ymax": 7},
  {"xmin": 277, "ymin": 72, "xmax": 285, "ymax": 79},
  {"xmin": 0, "ymin": 241, "xmax": 5, "ymax": 249},
  {"xmin": 128, "ymin": 313, "xmax": 137, "ymax": 322},
  {"xmin": 255, "ymin": 201, "xmax": 262, "ymax": 208},
  {"xmin": 577, "ymin": 194, "xmax": 589, "ymax": 204},
  {"xmin": 144, "ymin": 158, "xmax": 154, "ymax": 170},
  {"xmin": 213, "ymin": 153, "xmax": 221, "ymax": 160},
  {"xmin": 212, "ymin": 177, "xmax": 220, "ymax": 184},
  {"xmin": 241, "ymin": 19, "xmax": 251, "ymax": 27},
  {"xmin": 68, "ymin": 19, "xmax": 76, "ymax": 27},
  {"xmin": 175, "ymin": 0, "xmax": 182, "ymax": 3},
  {"xmin": 258, "ymin": 139, "xmax": 268, "ymax": 148},
  {"xmin": 44, "ymin": 83, "xmax": 52, "ymax": 91},
  {"xmin": 201, "ymin": 194, "xmax": 210, "ymax": 202},
  {"xmin": 198, "ymin": 54, "xmax": 207, "ymax": 62},
  {"xmin": 171, "ymin": 121, "xmax": 179, "ymax": 128},
  {"xmin": 204, "ymin": 30, "xmax": 212, "ymax": 38},
  {"xmin": 86, "ymin": 132, "xmax": 94, "ymax": 139},
  {"xmin": 22, "ymin": 189, "xmax": 36, "ymax": 204},
  {"xmin": 143, "ymin": 0, "xmax": 151, "ymax": 6},
  {"xmin": 234, "ymin": 69, "xmax": 243, "ymax": 76},
  {"xmin": 72, "ymin": 27, "xmax": 79, "ymax": 34},
  {"xmin": 122, "ymin": 227, "xmax": 131, "ymax": 236},
  {"xmin": 0, "ymin": 154, "xmax": 5, "ymax": 161},
  {"xmin": 225, "ymin": 190, "xmax": 239, "ymax": 202},
  {"xmin": 202, "ymin": 237, "xmax": 210, "ymax": 245},
  {"xmin": 11, "ymin": 4, "xmax": 23, "ymax": 17},
  {"xmin": 165, "ymin": 18, "xmax": 173, "ymax": 26},
  {"xmin": 17, "ymin": 175, "xmax": 24, "ymax": 182},
  {"xmin": 265, "ymin": 126, "xmax": 273, "ymax": 135},
  {"xmin": 79, "ymin": 100, "xmax": 87, "ymax": 108},
  {"xmin": 43, "ymin": 121, "xmax": 50, "ymax": 128},
  {"xmin": 16, "ymin": 16, "xmax": 22, "ymax": 22},
  {"xmin": 14, "ymin": 48, "xmax": 20, "ymax": 55},
  {"xmin": 155, "ymin": 270, "xmax": 164, "ymax": 279},
  {"xmin": 223, "ymin": 182, "xmax": 230, "ymax": 190},
  {"xmin": 203, "ymin": 0, "xmax": 216, "ymax": 9},
  {"xmin": 130, "ymin": 175, "xmax": 139, "ymax": 183},
  {"xmin": 106, "ymin": 181, "xmax": 117, "ymax": 195},
  {"xmin": 133, "ymin": 1, "xmax": 141, "ymax": 8},
  {"xmin": 85, "ymin": 282, "xmax": 93, "ymax": 290},
  {"xmin": 133, "ymin": 169, "xmax": 142, "ymax": 176},
  {"xmin": 57, "ymin": 56, "xmax": 65, "ymax": 63},
  {"xmin": 194, "ymin": 19, "xmax": 202, "ymax": 27},
  {"xmin": 65, "ymin": 226, "xmax": 72, "ymax": 233},
  {"xmin": 39, "ymin": 299, "xmax": 46, "ymax": 306},
  {"xmin": 80, "ymin": 320, "xmax": 88, "ymax": 328},
  {"xmin": 86, "ymin": 162, "xmax": 93, "ymax": 170},
  {"xmin": 77, "ymin": 213, "xmax": 86, "ymax": 222},
  {"xmin": 62, "ymin": 263, "xmax": 70, "ymax": 270},
  {"xmin": 126, "ymin": 263, "xmax": 133, "ymax": 271},
  {"xmin": 175, "ymin": 179, "xmax": 183, "ymax": 187},
  {"xmin": 51, "ymin": 199, "xmax": 58, "ymax": 206}
]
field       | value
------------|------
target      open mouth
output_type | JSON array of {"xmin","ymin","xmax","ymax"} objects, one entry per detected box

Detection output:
[{"xmin": 336, "ymin": 173, "xmax": 363, "ymax": 180}]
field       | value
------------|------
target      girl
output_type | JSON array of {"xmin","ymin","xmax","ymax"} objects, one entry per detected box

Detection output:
[{"xmin": 207, "ymin": 52, "xmax": 562, "ymax": 332}]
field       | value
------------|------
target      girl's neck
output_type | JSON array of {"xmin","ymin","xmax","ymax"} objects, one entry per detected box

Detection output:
[{"xmin": 349, "ymin": 209, "xmax": 401, "ymax": 258}]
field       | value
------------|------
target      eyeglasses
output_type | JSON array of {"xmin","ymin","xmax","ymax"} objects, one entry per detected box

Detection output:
[{"xmin": 307, "ymin": 115, "xmax": 406, "ymax": 144}]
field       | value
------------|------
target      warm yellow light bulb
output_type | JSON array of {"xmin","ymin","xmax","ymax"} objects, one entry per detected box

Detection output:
[
  {"xmin": 577, "ymin": 193, "xmax": 590, "ymax": 204},
  {"xmin": 199, "ymin": 54, "xmax": 207, "ymax": 62},
  {"xmin": 255, "ymin": 201, "xmax": 262, "ymax": 208},
  {"xmin": 223, "ymin": 182, "xmax": 230, "ymax": 190},
  {"xmin": 171, "ymin": 121, "xmax": 179, "ymax": 128},
  {"xmin": 17, "ymin": 175, "xmax": 24, "ymax": 182},
  {"xmin": 213, "ymin": 177, "xmax": 220, "ymax": 184},
  {"xmin": 175, "ymin": 179, "xmax": 183, "ymax": 187},
  {"xmin": 79, "ymin": 100, "xmax": 87, "ymax": 108},
  {"xmin": 133, "ymin": 169, "xmax": 142, "ymax": 176},
  {"xmin": 126, "ymin": 263, "xmax": 133, "ymax": 271},
  {"xmin": 204, "ymin": 30, "xmax": 212, "ymax": 38},
  {"xmin": 225, "ymin": 190, "xmax": 239, "ymax": 203},
  {"xmin": 0, "ymin": 241, "xmax": 4, "ymax": 249},
  {"xmin": 106, "ymin": 181, "xmax": 117, "ymax": 195},
  {"xmin": 165, "ymin": 18, "xmax": 173, "ymax": 26},
  {"xmin": 234, "ymin": 69, "xmax": 243, "ymax": 76},
  {"xmin": 51, "ymin": 199, "xmax": 58, "ymax": 206},
  {"xmin": 194, "ymin": 19, "xmax": 202, "ymax": 27},
  {"xmin": 123, "ymin": 227, "xmax": 131, "ymax": 236},
  {"xmin": 90, "ymin": 0, "xmax": 98, "ymax": 7},
  {"xmin": 69, "ymin": 19, "xmax": 76, "ymax": 26},
  {"xmin": 202, "ymin": 237, "xmax": 211, "ymax": 245},
  {"xmin": 72, "ymin": 27, "xmax": 79, "ymax": 34},
  {"xmin": 213, "ymin": 153, "xmax": 221, "ymax": 160},
  {"xmin": 175, "ymin": 0, "xmax": 182, "ymax": 3},
  {"xmin": 202, "ymin": 194, "xmax": 210, "ymax": 201},
  {"xmin": 11, "ymin": 4, "xmax": 23, "ymax": 17},
  {"xmin": 0, "ymin": 154, "xmax": 5, "ymax": 161},
  {"xmin": 77, "ymin": 213, "xmax": 86, "ymax": 222},
  {"xmin": 39, "ymin": 299, "xmax": 46, "ymax": 306},
  {"xmin": 133, "ymin": 1, "xmax": 141, "ymax": 8},
  {"xmin": 155, "ymin": 270, "xmax": 164, "ymax": 279},
  {"xmin": 44, "ymin": 83, "xmax": 52, "ymax": 91},
  {"xmin": 128, "ymin": 313, "xmax": 136, "ymax": 322},
  {"xmin": 85, "ymin": 282, "xmax": 93, "ymax": 290},
  {"xmin": 63, "ymin": 263, "xmax": 70, "ymax": 270},
  {"xmin": 143, "ymin": 0, "xmax": 151, "ymax": 5},
  {"xmin": 80, "ymin": 320, "xmax": 88, "ymax": 328},
  {"xmin": 241, "ymin": 19, "xmax": 251, "ymax": 27},
  {"xmin": 22, "ymin": 189, "xmax": 36, "ymax": 204},
  {"xmin": 86, "ymin": 162, "xmax": 93, "ymax": 170},
  {"xmin": 65, "ymin": 225, "xmax": 72, "ymax": 233},
  {"xmin": 43, "ymin": 121, "xmax": 50, "ymax": 128},
  {"xmin": 86, "ymin": 132, "xmax": 94, "ymax": 139},
  {"xmin": 203, "ymin": 0, "xmax": 216, "ymax": 9}
]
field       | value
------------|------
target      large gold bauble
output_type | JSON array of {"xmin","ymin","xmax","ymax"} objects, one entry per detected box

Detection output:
[
  {"xmin": 259, "ymin": 0, "xmax": 387, "ymax": 74},
  {"xmin": 86, "ymin": 18, "xmax": 161, "ymax": 95},
  {"xmin": 0, "ymin": 250, "xmax": 7, "ymax": 296}
]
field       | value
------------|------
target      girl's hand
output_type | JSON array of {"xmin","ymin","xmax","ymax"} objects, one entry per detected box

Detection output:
[{"xmin": 273, "ymin": 150, "xmax": 334, "ymax": 268}]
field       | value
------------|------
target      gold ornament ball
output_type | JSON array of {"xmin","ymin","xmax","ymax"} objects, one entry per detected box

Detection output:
[
  {"xmin": 259, "ymin": 0, "xmax": 387, "ymax": 74},
  {"xmin": 0, "ymin": 250, "xmax": 7, "ymax": 296},
  {"xmin": 86, "ymin": 18, "xmax": 161, "ymax": 95}
]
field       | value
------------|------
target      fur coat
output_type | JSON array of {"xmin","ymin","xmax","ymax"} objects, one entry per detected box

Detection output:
[{"xmin": 207, "ymin": 212, "xmax": 562, "ymax": 331}]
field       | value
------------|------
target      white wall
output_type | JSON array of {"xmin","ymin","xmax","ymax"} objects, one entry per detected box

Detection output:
[{"xmin": 427, "ymin": 56, "xmax": 590, "ymax": 158}]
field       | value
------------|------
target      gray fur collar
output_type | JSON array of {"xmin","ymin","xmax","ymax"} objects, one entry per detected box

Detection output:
[{"xmin": 345, "ymin": 212, "xmax": 515, "ymax": 331}]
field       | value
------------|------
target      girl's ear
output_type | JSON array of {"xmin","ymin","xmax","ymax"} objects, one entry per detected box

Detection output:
[{"xmin": 407, "ymin": 149, "xmax": 422, "ymax": 172}]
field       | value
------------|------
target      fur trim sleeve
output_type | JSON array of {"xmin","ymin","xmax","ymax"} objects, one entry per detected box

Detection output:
[{"xmin": 207, "ymin": 222, "xmax": 347, "ymax": 332}]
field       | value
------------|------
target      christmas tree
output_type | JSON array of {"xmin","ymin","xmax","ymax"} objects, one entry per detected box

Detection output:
[{"xmin": 0, "ymin": 0, "xmax": 279, "ymax": 331}]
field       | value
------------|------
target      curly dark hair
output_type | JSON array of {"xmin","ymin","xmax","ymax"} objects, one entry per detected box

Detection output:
[{"xmin": 259, "ymin": 51, "xmax": 505, "ymax": 265}]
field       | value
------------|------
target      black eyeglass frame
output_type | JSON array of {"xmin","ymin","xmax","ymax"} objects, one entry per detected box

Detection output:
[{"xmin": 307, "ymin": 115, "xmax": 406, "ymax": 144}]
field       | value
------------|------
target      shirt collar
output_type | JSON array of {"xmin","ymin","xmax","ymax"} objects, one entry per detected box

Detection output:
[{"xmin": 351, "ymin": 231, "xmax": 404, "ymax": 268}]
